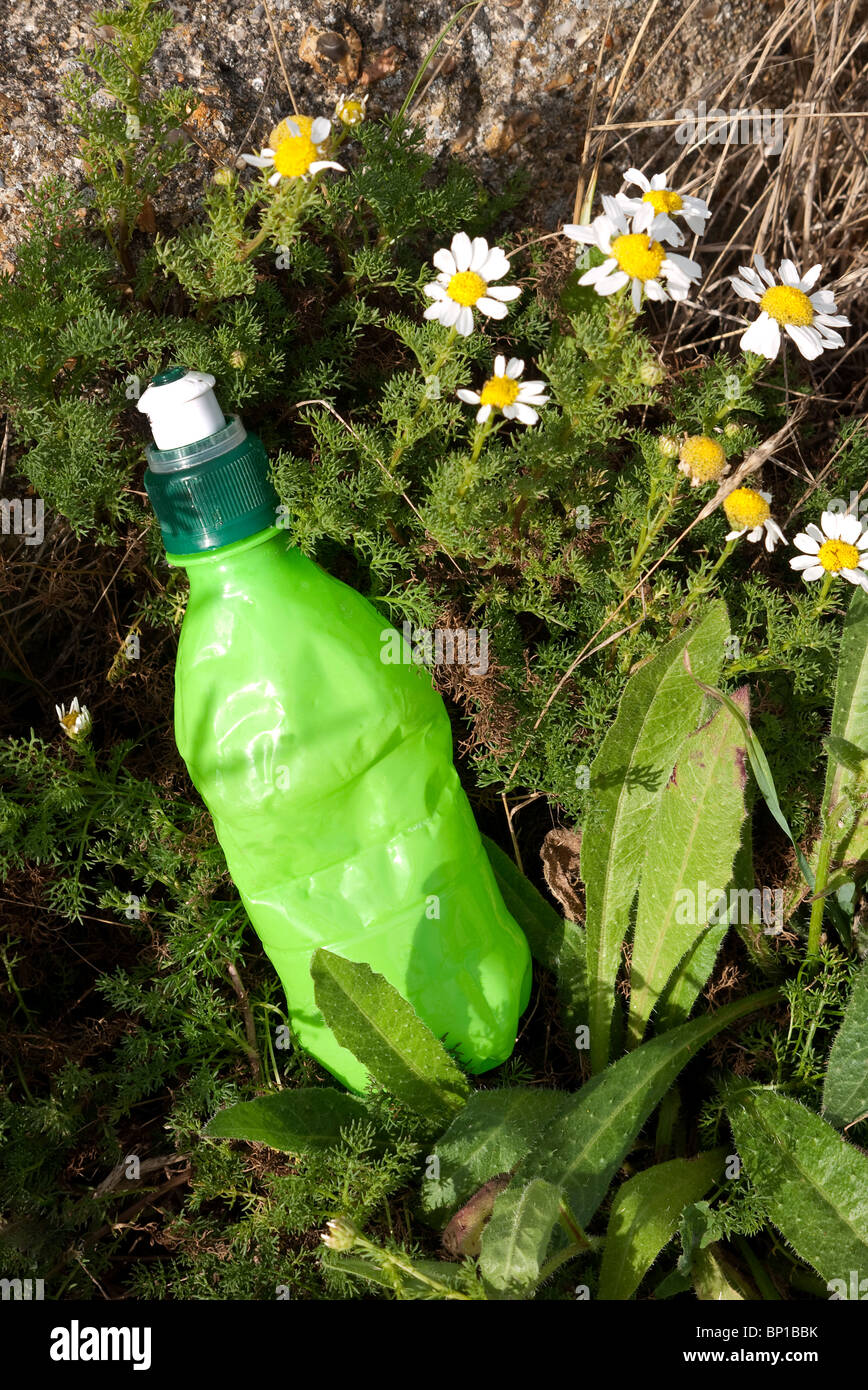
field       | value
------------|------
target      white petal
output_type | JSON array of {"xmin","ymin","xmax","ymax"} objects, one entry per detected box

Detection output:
[
  {"xmin": 438, "ymin": 298, "xmax": 460, "ymax": 328},
  {"xmin": 725, "ymin": 529, "xmax": 746, "ymax": 541},
  {"xmin": 814, "ymin": 314, "xmax": 849, "ymax": 328},
  {"xmin": 484, "ymin": 284, "xmax": 521, "ymax": 301},
  {"xmin": 310, "ymin": 117, "xmax": 331, "ymax": 145},
  {"xmin": 476, "ymin": 296, "xmax": 508, "ymax": 319},
  {"xmin": 561, "ymin": 223, "xmax": 595, "ymax": 243},
  {"xmin": 644, "ymin": 279, "xmax": 667, "ymax": 301},
  {"xmin": 809, "ymin": 290, "xmax": 837, "ymax": 312},
  {"xmin": 423, "ymin": 282, "xmax": 446, "ymax": 300},
  {"xmin": 779, "ymin": 258, "xmax": 800, "ymax": 286},
  {"xmin": 838, "ymin": 514, "xmax": 862, "ymax": 545},
  {"xmin": 480, "ymin": 247, "xmax": 510, "ymax": 282},
  {"xmin": 512, "ymin": 403, "xmax": 539, "ymax": 425},
  {"xmin": 285, "ymin": 120, "xmax": 300, "ymax": 139},
  {"xmin": 476, "ymin": 403, "xmax": 492, "ymax": 422},
  {"xmin": 740, "ymin": 313, "xmax": 780, "ymax": 358},
  {"xmin": 631, "ymin": 277, "xmax": 643, "ymax": 312},
  {"xmin": 683, "ymin": 211, "xmax": 707, "ymax": 235},
  {"xmin": 268, "ymin": 170, "xmax": 282, "ymax": 186},
  {"xmin": 631, "ymin": 201, "xmax": 657, "ymax": 234},
  {"xmin": 730, "ymin": 276, "xmax": 761, "ymax": 302},
  {"xmin": 816, "ymin": 327, "xmax": 845, "ymax": 348},
  {"xmin": 746, "ymin": 527, "xmax": 763, "ymax": 543},
  {"xmin": 842, "ymin": 569, "xmax": 868, "ymax": 590},
  {"xmin": 785, "ymin": 323, "xmax": 825, "ymax": 360},
  {"xmin": 456, "ymin": 389, "xmax": 480, "ymax": 404},
  {"xmin": 493, "ymin": 354, "xmax": 507, "ymax": 377},
  {"xmin": 241, "ymin": 153, "xmax": 274, "ymax": 169},
  {"xmin": 664, "ymin": 252, "xmax": 701, "ymax": 280},
  {"xmin": 821, "ymin": 510, "xmax": 841, "ymax": 539},
  {"xmin": 792, "ymin": 533, "xmax": 821, "ymax": 554},
  {"xmin": 793, "ymin": 561, "xmax": 824, "ymax": 581},
  {"xmin": 451, "ymin": 231, "xmax": 472, "ymax": 271},
  {"xmin": 308, "ymin": 161, "xmax": 345, "ymax": 175},
  {"xmin": 518, "ymin": 380, "xmax": 546, "ymax": 393},
  {"xmin": 456, "ymin": 305, "xmax": 474, "ymax": 336},
  {"xmin": 432, "ymin": 247, "xmax": 457, "ymax": 276},
  {"xmin": 799, "ymin": 263, "xmax": 823, "ymax": 290},
  {"xmin": 805, "ymin": 523, "xmax": 824, "ymax": 544},
  {"xmin": 505, "ymin": 358, "xmax": 524, "ymax": 378},
  {"xmin": 623, "ymin": 167, "xmax": 650, "ymax": 192},
  {"xmin": 754, "ymin": 254, "xmax": 775, "ymax": 286},
  {"xmin": 469, "ymin": 236, "xmax": 489, "ymax": 272},
  {"xmin": 593, "ymin": 271, "xmax": 630, "ymax": 296},
  {"xmin": 423, "ymin": 301, "xmax": 446, "ymax": 321}
]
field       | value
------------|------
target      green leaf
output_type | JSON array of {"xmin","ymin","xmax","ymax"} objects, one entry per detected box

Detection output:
[
  {"xmin": 489, "ymin": 988, "xmax": 777, "ymax": 1267},
  {"xmin": 582, "ymin": 602, "xmax": 728, "ymax": 1070},
  {"xmin": 823, "ymin": 960, "xmax": 868, "ymax": 1129},
  {"xmin": 420, "ymin": 1087, "xmax": 570, "ymax": 1222},
  {"xmin": 598, "ymin": 1150, "xmax": 725, "ymax": 1300},
  {"xmin": 684, "ymin": 657, "xmax": 815, "ymax": 891},
  {"xmin": 628, "ymin": 693, "xmax": 749, "ymax": 1045},
  {"xmin": 310, "ymin": 949, "xmax": 470, "ymax": 1124},
  {"xmin": 821, "ymin": 587, "xmax": 868, "ymax": 892},
  {"xmin": 479, "ymin": 1178, "xmax": 562, "ymax": 1298},
  {"xmin": 727, "ymin": 1085, "xmax": 868, "ymax": 1282},
  {"xmin": 692, "ymin": 1246, "xmax": 749, "ymax": 1300},
  {"xmin": 204, "ymin": 1087, "xmax": 370, "ymax": 1152},
  {"xmin": 484, "ymin": 833, "xmax": 586, "ymax": 1034}
]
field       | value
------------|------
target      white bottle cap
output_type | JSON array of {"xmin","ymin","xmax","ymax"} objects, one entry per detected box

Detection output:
[{"xmin": 137, "ymin": 369, "xmax": 227, "ymax": 450}]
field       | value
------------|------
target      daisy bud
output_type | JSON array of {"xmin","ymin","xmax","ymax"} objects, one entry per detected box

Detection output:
[
  {"xmin": 678, "ymin": 435, "xmax": 729, "ymax": 487},
  {"xmin": 639, "ymin": 360, "xmax": 665, "ymax": 387},
  {"xmin": 56, "ymin": 697, "xmax": 92, "ymax": 743},
  {"xmin": 321, "ymin": 1216, "xmax": 359, "ymax": 1252},
  {"xmin": 229, "ymin": 350, "xmax": 247, "ymax": 369},
  {"xmin": 658, "ymin": 434, "xmax": 680, "ymax": 458},
  {"xmin": 213, "ymin": 167, "xmax": 235, "ymax": 186}
]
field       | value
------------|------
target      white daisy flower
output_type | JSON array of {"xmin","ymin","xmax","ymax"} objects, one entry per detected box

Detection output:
[
  {"xmin": 723, "ymin": 488, "xmax": 787, "ymax": 552},
  {"xmin": 616, "ymin": 167, "xmax": 711, "ymax": 243},
  {"xmin": 730, "ymin": 256, "xmax": 849, "ymax": 361},
  {"xmin": 457, "ymin": 355, "xmax": 549, "ymax": 425},
  {"xmin": 562, "ymin": 196, "xmax": 702, "ymax": 312},
  {"xmin": 423, "ymin": 233, "xmax": 520, "ymax": 337},
  {"xmin": 240, "ymin": 115, "xmax": 345, "ymax": 185},
  {"xmin": 790, "ymin": 510, "xmax": 868, "ymax": 590},
  {"xmin": 56, "ymin": 696, "xmax": 92, "ymax": 741}
]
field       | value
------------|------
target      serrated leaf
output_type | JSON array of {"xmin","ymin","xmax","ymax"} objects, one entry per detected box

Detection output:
[
  {"xmin": 421, "ymin": 1087, "xmax": 570, "ymax": 1222},
  {"xmin": 310, "ymin": 949, "xmax": 470, "ymax": 1124},
  {"xmin": 628, "ymin": 694, "xmax": 749, "ymax": 1045},
  {"xmin": 823, "ymin": 960, "xmax": 868, "ymax": 1129},
  {"xmin": 479, "ymin": 1178, "xmax": 562, "ymax": 1298},
  {"xmin": 727, "ymin": 1085, "xmax": 868, "ymax": 1282},
  {"xmin": 204, "ymin": 1087, "xmax": 370, "ymax": 1151},
  {"xmin": 484, "ymin": 833, "xmax": 586, "ymax": 1034},
  {"xmin": 489, "ymin": 988, "xmax": 777, "ymax": 1271},
  {"xmin": 821, "ymin": 587, "xmax": 868, "ymax": 892},
  {"xmin": 582, "ymin": 602, "xmax": 729, "ymax": 1070},
  {"xmin": 598, "ymin": 1150, "xmax": 725, "ymax": 1300}
]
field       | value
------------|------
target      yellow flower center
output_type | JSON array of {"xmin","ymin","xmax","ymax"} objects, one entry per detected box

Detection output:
[
  {"xmin": 479, "ymin": 375, "xmax": 520, "ymax": 409},
  {"xmin": 337, "ymin": 99, "xmax": 365, "ymax": 126},
  {"xmin": 447, "ymin": 270, "xmax": 487, "ymax": 306},
  {"xmin": 759, "ymin": 284, "xmax": 814, "ymax": 327},
  {"xmin": 269, "ymin": 115, "xmax": 314, "ymax": 147},
  {"xmin": 723, "ymin": 488, "xmax": 770, "ymax": 530},
  {"xmin": 272, "ymin": 132, "xmax": 320, "ymax": 178},
  {"xmin": 642, "ymin": 188, "xmax": 683, "ymax": 214},
  {"xmin": 679, "ymin": 435, "xmax": 727, "ymax": 482},
  {"xmin": 611, "ymin": 233, "xmax": 665, "ymax": 282},
  {"xmin": 817, "ymin": 538, "xmax": 860, "ymax": 573}
]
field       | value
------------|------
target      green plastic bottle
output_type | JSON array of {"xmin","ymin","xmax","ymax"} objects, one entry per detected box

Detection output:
[{"xmin": 138, "ymin": 369, "xmax": 531, "ymax": 1093}]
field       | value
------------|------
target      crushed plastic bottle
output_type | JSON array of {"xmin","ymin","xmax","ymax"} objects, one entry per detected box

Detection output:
[{"xmin": 138, "ymin": 369, "xmax": 532, "ymax": 1092}]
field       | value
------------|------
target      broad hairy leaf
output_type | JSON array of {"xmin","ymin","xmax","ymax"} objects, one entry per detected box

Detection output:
[
  {"xmin": 823, "ymin": 959, "xmax": 868, "ymax": 1129},
  {"xmin": 598, "ymin": 1150, "xmax": 725, "ymax": 1300},
  {"xmin": 310, "ymin": 949, "xmax": 470, "ymax": 1124},
  {"xmin": 821, "ymin": 587, "xmax": 868, "ymax": 892},
  {"xmin": 204, "ymin": 1087, "xmax": 370, "ymax": 1151},
  {"xmin": 420, "ymin": 1087, "xmax": 570, "ymax": 1222},
  {"xmin": 487, "ymin": 988, "xmax": 777, "ymax": 1271},
  {"xmin": 628, "ymin": 692, "xmax": 749, "ymax": 1046},
  {"xmin": 727, "ymin": 1085, "xmax": 868, "ymax": 1282},
  {"xmin": 484, "ymin": 833, "xmax": 586, "ymax": 1034},
  {"xmin": 479, "ymin": 1178, "xmax": 562, "ymax": 1298},
  {"xmin": 581, "ymin": 602, "xmax": 728, "ymax": 1071}
]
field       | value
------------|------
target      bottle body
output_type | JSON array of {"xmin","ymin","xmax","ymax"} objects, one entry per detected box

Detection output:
[{"xmin": 172, "ymin": 526, "xmax": 531, "ymax": 1092}]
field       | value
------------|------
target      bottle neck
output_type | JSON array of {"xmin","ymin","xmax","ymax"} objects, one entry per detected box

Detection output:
[{"xmin": 167, "ymin": 524, "xmax": 285, "ymax": 576}]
